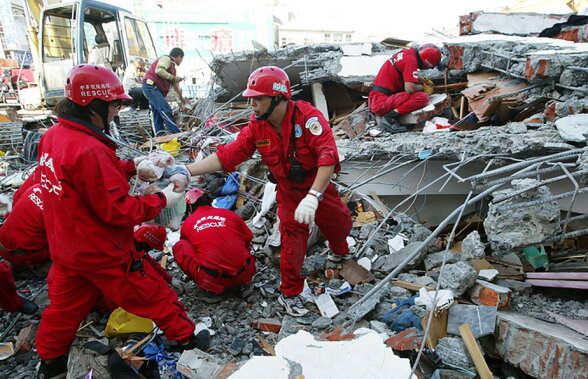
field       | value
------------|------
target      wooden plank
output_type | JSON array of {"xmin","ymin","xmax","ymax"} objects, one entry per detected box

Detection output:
[
  {"xmin": 421, "ymin": 310, "xmax": 448, "ymax": 349},
  {"xmin": 393, "ymin": 280, "xmax": 435, "ymax": 292},
  {"xmin": 525, "ymin": 272, "xmax": 588, "ymax": 280},
  {"xmin": 458, "ymin": 324, "xmax": 493, "ymax": 379},
  {"xmin": 546, "ymin": 311, "xmax": 588, "ymax": 337},
  {"xmin": 525, "ymin": 279, "xmax": 588, "ymax": 289}
]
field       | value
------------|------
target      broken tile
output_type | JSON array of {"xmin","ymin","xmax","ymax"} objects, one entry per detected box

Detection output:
[{"xmin": 468, "ymin": 280, "xmax": 511, "ymax": 308}]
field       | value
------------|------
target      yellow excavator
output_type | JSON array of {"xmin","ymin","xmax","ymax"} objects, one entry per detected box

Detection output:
[{"xmin": 20, "ymin": 0, "xmax": 158, "ymax": 109}]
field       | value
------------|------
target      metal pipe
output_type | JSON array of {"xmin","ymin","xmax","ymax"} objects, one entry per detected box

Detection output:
[
  {"xmin": 465, "ymin": 148, "xmax": 586, "ymax": 183},
  {"xmin": 558, "ymin": 164, "xmax": 580, "ymax": 241},
  {"xmin": 492, "ymin": 169, "xmax": 588, "ymax": 203},
  {"xmin": 555, "ymin": 83, "xmax": 588, "ymax": 93},
  {"xmin": 487, "ymin": 84, "xmax": 546, "ymax": 103},
  {"xmin": 480, "ymin": 64, "xmax": 527, "ymax": 80},
  {"xmin": 484, "ymin": 163, "xmax": 576, "ymax": 188},
  {"xmin": 495, "ymin": 187, "xmax": 588, "ymax": 212},
  {"xmin": 567, "ymin": 66, "xmax": 588, "ymax": 73},
  {"xmin": 344, "ymin": 158, "xmax": 419, "ymax": 192}
]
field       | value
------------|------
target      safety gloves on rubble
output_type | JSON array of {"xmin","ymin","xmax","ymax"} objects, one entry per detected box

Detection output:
[
  {"xmin": 294, "ymin": 193, "xmax": 319, "ymax": 224},
  {"xmin": 0, "ymin": 194, "xmax": 11, "ymax": 217},
  {"xmin": 161, "ymin": 183, "xmax": 184, "ymax": 208}
]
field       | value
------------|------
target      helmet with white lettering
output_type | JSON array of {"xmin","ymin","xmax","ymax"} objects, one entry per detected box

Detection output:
[
  {"xmin": 65, "ymin": 64, "xmax": 132, "ymax": 105},
  {"xmin": 243, "ymin": 66, "xmax": 291, "ymax": 98},
  {"xmin": 133, "ymin": 223, "xmax": 166, "ymax": 251}
]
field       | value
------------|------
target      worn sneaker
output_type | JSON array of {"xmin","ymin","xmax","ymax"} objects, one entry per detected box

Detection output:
[
  {"xmin": 278, "ymin": 294, "xmax": 309, "ymax": 317},
  {"xmin": 36, "ymin": 355, "xmax": 68, "ymax": 379},
  {"xmin": 19, "ymin": 297, "xmax": 39, "ymax": 315}
]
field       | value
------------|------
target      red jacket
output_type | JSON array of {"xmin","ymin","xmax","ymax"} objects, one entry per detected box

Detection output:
[
  {"xmin": 180, "ymin": 205, "xmax": 253, "ymax": 275},
  {"xmin": 372, "ymin": 48, "xmax": 419, "ymax": 94},
  {"xmin": 216, "ymin": 100, "xmax": 340, "ymax": 190},
  {"xmin": 37, "ymin": 115, "xmax": 166, "ymax": 270},
  {"xmin": 0, "ymin": 184, "xmax": 46, "ymax": 252},
  {"xmin": 144, "ymin": 56, "xmax": 176, "ymax": 96}
]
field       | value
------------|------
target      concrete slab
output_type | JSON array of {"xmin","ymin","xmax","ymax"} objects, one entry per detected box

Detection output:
[
  {"xmin": 495, "ymin": 311, "xmax": 588, "ymax": 379},
  {"xmin": 459, "ymin": 12, "xmax": 570, "ymax": 36}
]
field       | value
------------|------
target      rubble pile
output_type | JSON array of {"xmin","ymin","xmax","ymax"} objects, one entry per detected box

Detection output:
[{"xmin": 2, "ymin": 9, "xmax": 588, "ymax": 379}]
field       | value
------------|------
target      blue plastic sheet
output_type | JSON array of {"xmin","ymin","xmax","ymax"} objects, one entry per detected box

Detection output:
[{"xmin": 220, "ymin": 172, "xmax": 240, "ymax": 196}]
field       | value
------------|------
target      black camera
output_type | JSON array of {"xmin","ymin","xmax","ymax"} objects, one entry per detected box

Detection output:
[{"xmin": 288, "ymin": 158, "xmax": 305, "ymax": 184}]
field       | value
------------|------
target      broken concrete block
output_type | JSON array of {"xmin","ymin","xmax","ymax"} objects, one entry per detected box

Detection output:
[
  {"xmin": 250, "ymin": 318, "xmax": 282, "ymax": 333},
  {"xmin": 382, "ymin": 242, "xmax": 428, "ymax": 272},
  {"xmin": 228, "ymin": 337, "xmax": 246, "ymax": 355},
  {"xmin": 312, "ymin": 317, "xmax": 332, "ymax": 329},
  {"xmin": 340, "ymin": 260, "xmax": 372, "ymax": 285},
  {"xmin": 177, "ymin": 348, "xmax": 224, "ymax": 379},
  {"xmin": 424, "ymin": 251, "xmax": 459, "ymax": 271},
  {"xmin": 459, "ymin": 11, "xmax": 569, "ymax": 36},
  {"xmin": 384, "ymin": 328, "xmax": 423, "ymax": 351},
  {"xmin": 14, "ymin": 324, "xmax": 37, "ymax": 352},
  {"xmin": 414, "ymin": 276, "xmax": 435, "ymax": 287},
  {"xmin": 495, "ymin": 311, "xmax": 588, "ymax": 378},
  {"xmin": 468, "ymin": 280, "xmax": 511, "ymax": 309},
  {"xmin": 447, "ymin": 304, "xmax": 497, "ymax": 338},
  {"xmin": 461, "ymin": 231, "xmax": 486, "ymax": 260},
  {"xmin": 478, "ymin": 269, "xmax": 499, "ymax": 281},
  {"xmin": 495, "ymin": 279, "xmax": 533, "ymax": 295},
  {"xmin": 435, "ymin": 337, "xmax": 475, "ymax": 371},
  {"xmin": 484, "ymin": 179, "xmax": 561, "ymax": 253},
  {"xmin": 388, "ymin": 285, "xmax": 411, "ymax": 300},
  {"xmin": 301, "ymin": 254, "xmax": 326, "ymax": 277},
  {"xmin": 555, "ymin": 114, "xmax": 588, "ymax": 143},
  {"xmin": 439, "ymin": 262, "xmax": 478, "ymax": 297},
  {"xmin": 347, "ymin": 283, "xmax": 390, "ymax": 322}
]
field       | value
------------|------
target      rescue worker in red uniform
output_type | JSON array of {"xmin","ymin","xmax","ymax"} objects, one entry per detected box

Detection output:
[
  {"xmin": 172, "ymin": 188, "xmax": 255, "ymax": 294},
  {"xmin": 34, "ymin": 65, "xmax": 194, "ymax": 379},
  {"xmin": 0, "ymin": 185, "xmax": 48, "ymax": 315},
  {"xmin": 369, "ymin": 44, "xmax": 442, "ymax": 131},
  {"xmin": 140, "ymin": 66, "xmax": 353, "ymax": 317}
]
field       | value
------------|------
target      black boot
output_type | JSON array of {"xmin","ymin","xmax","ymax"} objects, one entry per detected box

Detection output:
[
  {"xmin": 19, "ymin": 297, "xmax": 39, "ymax": 315},
  {"xmin": 379, "ymin": 110, "xmax": 406, "ymax": 133},
  {"xmin": 36, "ymin": 355, "xmax": 68, "ymax": 379},
  {"xmin": 170, "ymin": 329, "xmax": 211, "ymax": 352}
]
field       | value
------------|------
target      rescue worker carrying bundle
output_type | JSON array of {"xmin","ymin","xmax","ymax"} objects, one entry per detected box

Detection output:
[
  {"xmin": 369, "ymin": 44, "xmax": 443, "ymax": 132},
  {"xmin": 33, "ymin": 64, "xmax": 195, "ymax": 379},
  {"xmin": 172, "ymin": 188, "xmax": 256, "ymax": 294}
]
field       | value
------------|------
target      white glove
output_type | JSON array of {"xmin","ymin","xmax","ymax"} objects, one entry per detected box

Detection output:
[
  {"xmin": 149, "ymin": 150, "xmax": 175, "ymax": 168},
  {"xmin": 133, "ymin": 155, "xmax": 148, "ymax": 169},
  {"xmin": 161, "ymin": 183, "xmax": 184, "ymax": 208},
  {"xmin": 137, "ymin": 159, "xmax": 164, "ymax": 183},
  {"xmin": 0, "ymin": 194, "xmax": 12, "ymax": 217},
  {"xmin": 294, "ymin": 194, "xmax": 319, "ymax": 224},
  {"xmin": 170, "ymin": 173, "xmax": 189, "ymax": 192}
]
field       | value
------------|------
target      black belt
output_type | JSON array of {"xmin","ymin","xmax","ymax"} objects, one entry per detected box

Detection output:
[
  {"xmin": 371, "ymin": 85, "xmax": 394, "ymax": 96},
  {"xmin": 200, "ymin": 258, "xmax": 251, "ymax": 279}
]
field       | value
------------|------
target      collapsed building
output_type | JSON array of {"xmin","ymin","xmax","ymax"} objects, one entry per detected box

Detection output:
[{"xmin": 1, "ymin": 10, "xmax": 588, "ymax": 379}]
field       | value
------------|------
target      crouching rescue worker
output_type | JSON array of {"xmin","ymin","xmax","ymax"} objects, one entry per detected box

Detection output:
[
  {"xmin": 172, "ymin": 188, "xmax": 255, "ymax": 294},
  {"xmin": 34, "ymin": 65, "xmax": 195, "ymax": 379},
  {"xmin": 140, "ymin": 66, "xmax": 352, "ymax": 317},
  {"xmin": 0, "ymin": 185, "xmax": 48, "ymax": 315},
  {"xmin": 369, "ymin": 44, "xmax": 442, "ymax": 131}
]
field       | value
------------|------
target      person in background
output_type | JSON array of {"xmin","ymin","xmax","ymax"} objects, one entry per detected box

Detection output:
[
  {"xmin": 369, "ymin": 44, "xmax": 442, "ymax": 131},
  {"xmin": 123, "ymin": 57, "xmax": 149, "ymax": 110},
  {"xmin": 142, "ymin": 47, "xmax": 186, "ymax": 136},
  {"xmin": 172, "ymin": 188, "xmax": 255, "ymax": 294}
]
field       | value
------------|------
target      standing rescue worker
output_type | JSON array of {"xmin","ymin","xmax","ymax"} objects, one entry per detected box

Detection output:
[
  {"xmin": 142, "ymin": 47, "xmax": 185, "ymax": 136},
  {"xmin": 0, "ymin": 185, "xmax": 48, "ymax": 315},
  {"xmin": 369, "ymin": 44, "xmax": 442, "ymax": 131},
  {"xmin": 34, "ymin": 65, "xmax": 194, "ymax": 379},
  {"xmin": 172, "ymin": 188, "xmax": 255, "ymax": 294},
  {"xmin": 141, "ymin": 66, "xmax": 352, "ymax": 317}
]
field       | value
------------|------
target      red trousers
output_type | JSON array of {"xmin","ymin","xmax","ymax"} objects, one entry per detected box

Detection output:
[
  {"xmin": 0, "ymin": 262, "xmax": 23, "ymax": 312},
  {"xmin": 36, "ymin": 262, "xmax": 195, "ymax": 360},
  {"xmin": 369, "ymin": 91, "xmax": 429, "ymax": 116},
  {"xmin": 173, "ymin": 240, "xmax": 256, "ymax": 294},
  {"xmin": 277, "ymin": 183, "xmax": 352, "ymax": 296}
]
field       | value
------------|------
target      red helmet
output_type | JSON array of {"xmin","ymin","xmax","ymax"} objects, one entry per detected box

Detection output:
[
  {"xmin": 185, "ymin": 188, "xmax": 207, "ymax": 205},
  {"xmin": 65, "ymin": 64, "xmax": 132, "ymax": 105},
  {"xmin": 418, "ymin": 44, "xmax": 442, "ymax": 69},
  {"xmin": 134, "ymin": 223, "xmax": 167, "ymax": 251},
  {"xmin": 243, "ymin": 66, "xmax": 291, "ymax": 98}
]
